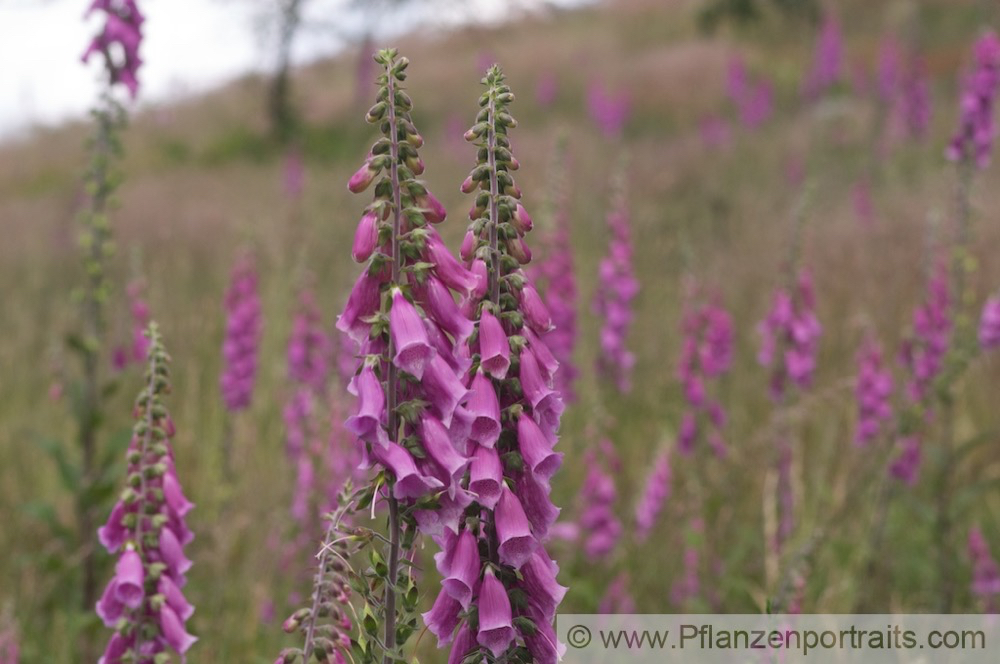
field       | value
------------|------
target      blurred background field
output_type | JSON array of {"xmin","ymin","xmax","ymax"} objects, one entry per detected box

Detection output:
[{"xmin": 2, "ymin": 0, "xmax": 1000, "ymax": 661}]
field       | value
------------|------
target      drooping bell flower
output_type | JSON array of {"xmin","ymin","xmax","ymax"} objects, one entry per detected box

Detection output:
[
  {"xmin": 677, "ymin": 294, "xmax": 733, "ymax": 455},
  {"xmin": 344, "ymin": 365, "xmax": 388, "ymax": 447},
  {"xmin": 478, "ymin": 309, "xmax": 511, "ymax": 379},
  {"xmin": 517, "ymin": 414, "xmax": 562, "ymax": 481},
  {"xmin": 371, "ymin": 442, "xmax": 444, "ymax": 500},
  {"xmin": 476, "ymin": 568, "xmax": 516, "ymax": 656},
  {"xmin": 442, "ymin": 529, "xmax": 480, "ymax": 609},
  {"xmin": 466, "ymin": 370, "xmax": 501, "ymax": 448},
  {"xmin": 469, "ymin": 446, "xmax": 503, "ymax": 509},
  {"xmin": 419, "ymin": 413, "xmax": 470, "ymax": 493},
  {"xmin": 578, "ymin": 446, "xmax": 622, "ymax": 562},
  {"xmin": 389, "ymin": 288, "xmax": 435, "ymax": 379},
  {"xmin": 351, "ymin": 209, "xmax": 380, "ymax": 263},
  {"xmin": 496, "ymin": 485, "xmax": 538, "ymax": 569},
  {"xmin": 889, "ymin": 435, "xmax": 922, "ymax": 485},
  {"xmin": 758, "ymin": 269, "xmax": 822, "ymax": 401},
  {"xmin": 336, "ymin": 269, "xmax": 385, "ymax": 344}
]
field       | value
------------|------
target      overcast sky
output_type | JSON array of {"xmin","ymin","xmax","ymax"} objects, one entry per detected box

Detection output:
[{"xmin": 0, "ymin": 0, "xmax": 589, "ymax": 140}]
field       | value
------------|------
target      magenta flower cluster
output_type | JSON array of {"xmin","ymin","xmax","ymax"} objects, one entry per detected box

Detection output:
[
  {"xmin": 577, "ymin": 444, "xmax": 622, "ymax": 562},
  {"xmin": 531, "ymin": 191, "xmax": 579, "ymax": 401},
  {"xmin": 587, "ymin": 79, "xmax": 632, "ymax": 138},
  {"xmin": 899, "ymin": 263, "xmax": 951, "ymax": 403},
  {"xmin": 979, "ymin": 296, "xmax": 1000, "ymax": 350},
  {"xmin": 220, "ymin": 253, "xmax": 263, "ymax": 412},
  {"xmin": 82, "ymin": 0, "xmax": 144, "ymax": 98},
  {"xmin": 594, "ymin": 182, "xmax": 639, "ymax": 392},
  {"xmin": 757, "ymin": 269, "xmax": 822, "ymax": 400},
  {"xmin": 727, "ymin": 57, "xmax": 773, "ymax": 129},
  {"xmin": 802, "ymin": 15, "xmax": 844, "ymax": 100},
  {"xmin": 968, "ymin": 527, "xmax": 1000, "ymax": 612},
  {"xmin": 854, "ymin": 335, "xmax": 894, "ymax": 446},
  {"xmin": 96, "ymin": 325, "xmax": 196, "ymax": 661},
  {"xmin": 946, "ymin": 31, "xmax": 1000, "ymax": 168},
  {"xmin": 677, "ymin": 298, "xmax": 733, "ymax": 456},
  {"xmin": 634, "ymin": 447, "xmax": 671, "ymax": 542}
]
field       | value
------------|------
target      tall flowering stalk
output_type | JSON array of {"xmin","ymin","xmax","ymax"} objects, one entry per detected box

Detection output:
[
  {"xmin": 945, "ymin": 31, "xmax": 1000, "ymax": 169},
  {"xmin": 529, "ymin": 139, "xmax": 578, "ymax": 402},
  {"xmin": 577, "ymin": 444, "xmax": 621, "ymax": 562},
  {"xmin": 634, "ymin": 446, "xmax": 671, "ymax": 543},
  {"xmin": 757, "ymin": 203, "xmax": 821, "ymax": 557},
  {"xmin": 220, "ymin": 251, "xmax": 263, "ymax": 475},
  {"xmin": 677, "ymin": 292, "xmax": 733, "ymax": 457},
  {"xmin": 802, "ymin": 14, "xmax": 843, "ymax": 100},
  {"xmin": 422, "ymin": 65, "xmax": 567, "ymax": 664},
  {"xmin": 63, "ymin": 1, "xmax": 144, "ymax": 644},
  {"xmin": 594, "ymin": 169, "xmax": 639, "ymax": 393},
  {"xmin": 95, "ymin": 322, "xmax": 197, "ymax": 662},
  {"xmin": 586, "ymin": 79, "xmax": 631, "ymax": 139},
  {"xmin": 854, "ymin": 335, "xmax": 893, "ymax": 447},
  {"xmin": 337, "ymin": 49, "xmax": 474, "ymax": 663}
]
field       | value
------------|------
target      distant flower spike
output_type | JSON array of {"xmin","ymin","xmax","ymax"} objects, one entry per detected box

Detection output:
[{"xmin": 82, "ymin": 0, "xmax": 145, "ymax": 98}]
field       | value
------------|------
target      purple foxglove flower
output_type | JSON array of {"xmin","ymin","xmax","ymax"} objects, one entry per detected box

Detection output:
[
  {"xmin": 854, "ymin": 335, "xmax": 894, "ymax": 446},
  {"xmin": 389, "ymin": 289, "xmax": 435, "ymax": 379},
  {"xmin": 460, "ymin": 230, "xmax": 476, "ymax": 261},
  {"xmin": 470, "ymin": 259, "xmax": 489, "ymax": 300},
  {"xmin": 416, "ymin": 190, "xmax": 447, "ymax": 224},
  {"xmin": 99, "ymin": 633, "xmax": 127, "ymax": 663},
  {"xmin": 969, "ymin": 527, "xmax": 1000, "ymax": 608},
  {"xmin": 758, "ymin": 270, "xmax": 821, "ymax": 400},
  {"xmin": 347, "ymin": 160, "xmax": 378, "ymax": 193},
  {"xmin": 478, "ymin": 309, "xmax": 511, "ymax": 379},
  {"xmin": 426, "ymin": 231, "xmax": 479, "ymax": 294},
  {"xmin": 96, "ymin": 578, "xmax": 124, "ymax": 627},
  {"xmin": 113, "ymin": 549, "xmax": 145, "ymax": 609},
  {"xmin": 336, "ymin": 270, "xmax": 384, "ymax": 344},
  {"xmin": 520, "ymin": 284, "xmax": 553, "ymax": 333},
  {"xmin": 979, "ymin": 296, "xmax": 1000, "ymax": 349},
  {"xmin": 520, "ymin": 601, "xmax": 566, "ymax": 664},
  {"xmin": 163, "ymin": 469, "xmax": 194, "ymax": 520},
  {"xmin": 476, "ymin": 568, "xmax": 515, "ymax": 657},
  {"xmin": 419, "ymin": 413, "xmax": 470, "ymax": 491},
  {"xmin": 523, "ymin": 327, "xmax": 559, "ymax": 385},
  {"xmin": 372, "ymin": 442, "xmax": 444, "ymax": 500},
  {"xmin": 520, "ymin": 348, "xmax": 564, "ymax": 436},
  {"xmin": 635, "ymin": 448, "xmax": 671, "ymax": 542},
  {"xmin": 414, "ymin": 489, "xmax": 474, "ymax": 546},
  {"xmin": 345, "ymin": 366, "xmax": 388, "ymax": 447},
  {"xmin": 159, "ymin": 604, "xmax": 197, "ymax": 654},
  {"xmin": 220, "ymin": 253, "xmax": 263, "ymax": 412},
  {"xmin": 287, "ymin": 284, "xmax": 331, "ymax": 394},
  {"xmin": 447, "ymin": 624, "xmax": 477, "ymax": 664},
  {"xmin": 98, "ymin": 501, "xmax": 127, "ymax": 552},
  {"xmin": 516, "ymin": 469, "xmax": 561, "ymax": 539},
  {"xmin": 496, "ymin": 485, "xmax": 539, "ymax": 568},
  {"xmin": 422, "ymin": 355, "xmax": 470, "ymax": 428},
  {"xmin": 423, "ymin": 587, "xmax": 462, "ymax": 645},
  {"xmin": 469, "ymin": 446, "xmax": 503, "ymax": 509},
  {"xmin": 421, "ymin": 276, "xmax": 474, "ymax": 346},
  {"xmin": 518, "ymin": 550, "xmax": 568, "ymax": 622},
  {"xmin": 946, "ymin": 31, "xmax": 1000, "ymax": 168},
  {"xmin": 466, "ymin": 370, "xmax": 501, "ymax": 448},
  {"xmin": 442, "ymin": 529, "xmax": 480, "ymax": 609},
  {"xmin": 82, "ymin": 0, "xmax": 144, "ymax": 98},
  {"xmin": 159, "ymin": 574, "xmax": 195, "ymax": 621},
  {"xmin": 517, "ymin": 414, "xmax": 562, "ymax": 481},
  {"xmin": 352, "ymin": 210, "xmax": 380, "ymax": 263},
  {"xmin": 160, "ymin": 526, "xmax": 193, "ymax": 576}
]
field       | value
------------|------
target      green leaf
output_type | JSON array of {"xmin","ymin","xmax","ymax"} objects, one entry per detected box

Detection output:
[{"xmin": 35, "ymin": 435, "xmax": 81, "ymax": 492}]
